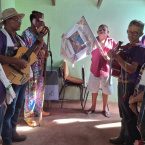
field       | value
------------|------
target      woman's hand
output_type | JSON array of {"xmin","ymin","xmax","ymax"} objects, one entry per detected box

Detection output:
[
  {"xmin": 129, "ymin": 95, "xmax": 136, "ymax": 104},
  {"xmin": 44, "ymin": 50, "xmax": 49, "ymax": 58},
  {"xmin": 38, "ymin": 49, "xmax": 49, "ymax": 58},
  {"xmin": 38, "ymin": 49, "xmax": 45, "ymax": 58}
]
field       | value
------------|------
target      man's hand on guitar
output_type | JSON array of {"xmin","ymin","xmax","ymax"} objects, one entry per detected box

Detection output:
[
  {"xmin": 107, "ymin": 49, "xmax": 121, "ymax": 60},
  {"xmin": 16, "ymin": 58, "xmax": 28, "ymax": 69}
]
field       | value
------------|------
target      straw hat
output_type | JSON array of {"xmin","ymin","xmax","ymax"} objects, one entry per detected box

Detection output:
[{"xmin": 0, "ymin": 8, "xmax": 25, "ymax": 25}]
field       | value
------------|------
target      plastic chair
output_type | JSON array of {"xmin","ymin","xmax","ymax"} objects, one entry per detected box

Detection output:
[{"xmin": 59, "ymin": 60, "xmax": 85, "ymax": 109}]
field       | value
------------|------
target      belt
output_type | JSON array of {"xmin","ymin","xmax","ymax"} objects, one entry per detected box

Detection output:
[{"xmin": 118, "ymin": 78, "xmax": 131, "ymax": 83}]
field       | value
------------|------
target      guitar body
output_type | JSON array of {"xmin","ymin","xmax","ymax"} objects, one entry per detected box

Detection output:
[
  {"xmin": 112, "ymin": 60, "xmax": 121, "ymax": 77},
  {"xmin": 111, "ymin": 50, "xmax": 127, "ymax": 78},
  {"xmin": 2, "ymin": 46, "xmax": 37, "ymax": 85}
]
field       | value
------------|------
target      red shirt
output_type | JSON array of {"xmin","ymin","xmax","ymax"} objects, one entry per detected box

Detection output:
[{"xmin": 90, "ymin": 36, "xmax": 116, "ymax": 77}]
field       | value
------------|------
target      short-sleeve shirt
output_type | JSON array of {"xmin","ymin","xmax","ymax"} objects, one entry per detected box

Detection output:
[
  {"xmin": 122, "ymin": 43, "xmax": 145, "ymax": 83},
  {"xmin": 90, "ymin": 36, "xmax": 116, "ymax": 77}
]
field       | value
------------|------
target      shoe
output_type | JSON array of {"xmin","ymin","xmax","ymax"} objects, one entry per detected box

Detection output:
[
  {"xmin": 85, "ymin": 109, "xmax": 95, "ymax": 114},
  {"xmin": 110, "ymin": 137, "xmax": 125, "ymax": 144},
  {"xmin": 2, "ymin": 143, "xmax": 13, "ymax": 145},
  {"xmin": 102, "ymin": 111, "xmax": 110, "ymax": 118},
  {"xmin": 12, "ymin": 131, "xmax": 27, "ymax": 142},
  {"xmin": 27, "ymin": 119, "xmax": 37, "ymax": 127},
  {"xmin": 42, "ymin": 111, "xmax": 51, "ymax": 117}
]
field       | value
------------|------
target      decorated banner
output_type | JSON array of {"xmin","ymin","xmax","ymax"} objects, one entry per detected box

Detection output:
[{"xmin": 61, "ymin": 16, "xmax": 100, "ymax": 64}]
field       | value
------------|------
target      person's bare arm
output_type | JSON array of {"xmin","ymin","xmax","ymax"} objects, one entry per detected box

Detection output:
[
  {"xmin": 129, "ymin": 90, "xmax": 144, "ymax": 116},
  {"xmin": 129, "ymin": 91, "xmax": 144, "ymax": 104},
  {"xmin": 129, "ymin": 103, "xmax": 139, "ymax": 116},
  {"xmin": 0, "ymin": 55, "xmax": 28, "ymax": 69},
  {"xmin": 113, "ymin": 53, "xmax": 138, "ymax": 74},
  {"xmin": 34, "ymin": 37, "xmax": 44, "ymax": 55}
]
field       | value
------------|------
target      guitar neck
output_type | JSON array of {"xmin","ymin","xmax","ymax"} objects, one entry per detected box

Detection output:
[
  {"xmin": 25, "ymin": 40, "xmax": 40, "ymax": 57},
  {"xmin": 23, "ymin": 27, "xmax": 49, "ymax": 58}
]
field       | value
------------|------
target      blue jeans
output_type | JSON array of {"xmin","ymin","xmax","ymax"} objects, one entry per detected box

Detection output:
[
  {"xmin": 1, "ymin": 82, "xmax": 28, "ymax": 144},
  {"xmin": 0, "ymin": 104, "xmax": 4, "ymax": 136}
]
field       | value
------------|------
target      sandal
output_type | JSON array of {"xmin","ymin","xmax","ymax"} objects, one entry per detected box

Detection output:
[
  {"xmin": 85, "ymin": 109, "xmax": 95, "ymax": 114},
  {"xmin": 102, "ymin": 111, "xmax": 110, "ymax": 118},
  {"xmin": 26, "ymin": 119, "xmax": 37, "ymax": 127},
  {"xmin": 42, "ymin": 111, "xmax": 51, "ymax": 117}
]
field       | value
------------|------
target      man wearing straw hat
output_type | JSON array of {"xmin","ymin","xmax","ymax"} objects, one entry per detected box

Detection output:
[{"xmin": 0, "ymin": 8, "xmax": 28, "ymax": 145}]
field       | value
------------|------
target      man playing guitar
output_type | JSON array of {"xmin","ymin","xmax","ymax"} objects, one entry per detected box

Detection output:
[{"xmin": 0, "ymin": 8, "xmax": 28, "ymax": 145}]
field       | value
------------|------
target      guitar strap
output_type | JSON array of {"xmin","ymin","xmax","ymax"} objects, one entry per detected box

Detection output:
[{"xmin": 47, "ymin": 30, "xmax": 53, "ymax": 75}]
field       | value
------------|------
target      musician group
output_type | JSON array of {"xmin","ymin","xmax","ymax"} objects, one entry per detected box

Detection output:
[{"xmin": 0, "ymin": 7, "xmax": 145, "ymax": 145}]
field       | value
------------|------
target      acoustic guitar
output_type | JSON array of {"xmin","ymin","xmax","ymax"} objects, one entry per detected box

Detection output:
[{"xmin": 2, "ymin": 26, "xmax": 49, "ymax": 85}]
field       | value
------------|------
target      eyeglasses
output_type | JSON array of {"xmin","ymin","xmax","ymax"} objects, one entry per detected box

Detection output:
[
  {"xmin": 127, "ymin": 30, "xmax": 139, "ymax": 36},
  {"xmin": 11, "ymin": 18, "xmax": 22, "ymax": 23}
]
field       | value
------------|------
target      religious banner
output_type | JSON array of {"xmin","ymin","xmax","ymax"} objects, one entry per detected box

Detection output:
[{"xmin": 61, "ymin": 16, "xmax": 100, "ymax": 64}]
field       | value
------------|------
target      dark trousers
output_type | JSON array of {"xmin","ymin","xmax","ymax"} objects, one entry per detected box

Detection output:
[
  {"xmin": 137, "ymin": 89, "xmax": 145, "ymax": 143},
  {"xmin": 0, "ymin": 104, "xmax": 4, "ymax": 136},
  {"xmin": 118, "ymin": 82, "xmax": 141, "ymax": 144},
  {"xmin": 2, "ymin": 82, "xmax": 28, "ymax": 144}
]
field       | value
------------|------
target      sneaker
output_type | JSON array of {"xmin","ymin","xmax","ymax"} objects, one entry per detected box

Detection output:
[{"xmin": 12, "ymin": 131, "xmax": 27, "ymax": 142}]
